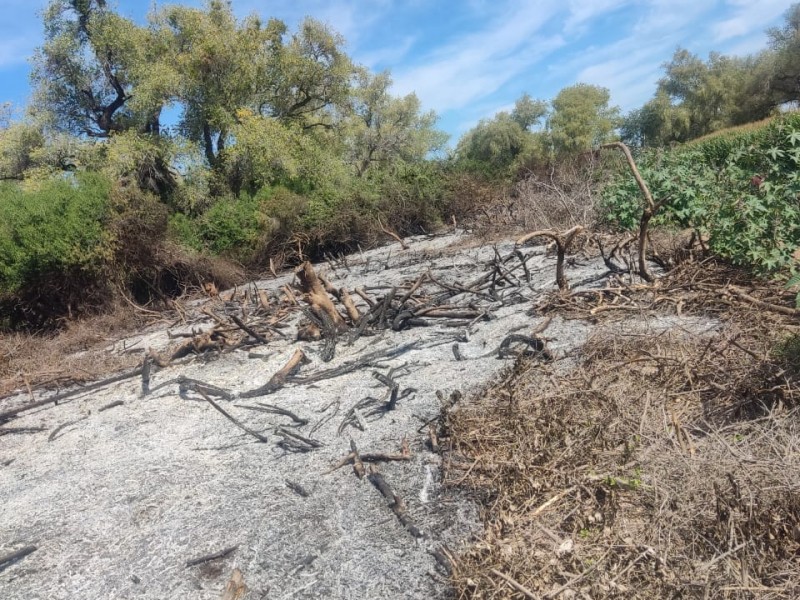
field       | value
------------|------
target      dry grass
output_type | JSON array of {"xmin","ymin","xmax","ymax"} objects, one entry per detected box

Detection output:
[
  {"xmin": 465, "ymin": 155, "xmax": 610, "ymax": 244},
  {"xmin": 444, "ymin": 261, "xmax": 800, "ymax": 599},
  {"xmin": 0, "ymin": 304, "xmax": 149, "ymax": 399}
]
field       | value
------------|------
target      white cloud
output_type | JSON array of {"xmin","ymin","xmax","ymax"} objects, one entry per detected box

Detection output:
[
  {"xmin": 711, "ymin": 0, "xmax": 793, "ymax": 42},
  {"xmin": 235, "ymin": 0, "xmax": 394, "ymax": 48},
  {"xmin": 391, "ymin": 1, "xmax": 565, "ymax": 113},
  {"xmin": 564, "ymin": 0, "xmax": 633, "ymax": 34},
  {"xmin": 357, "ymin": 36, "xmax": 416, "ymax": 69}
]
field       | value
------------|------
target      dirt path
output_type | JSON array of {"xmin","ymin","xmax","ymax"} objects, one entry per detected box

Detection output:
[{"xmin": 0, "ymin": 231, "xmax": 713, "ymax": 599}]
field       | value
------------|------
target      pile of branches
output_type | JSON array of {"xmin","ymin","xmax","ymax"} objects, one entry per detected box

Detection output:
[{"xmin": 443, "ymin": 259, "xmax": 800, "ymax": 599}]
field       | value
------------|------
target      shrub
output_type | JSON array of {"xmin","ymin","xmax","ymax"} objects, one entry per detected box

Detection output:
[
  {"xmin": 601, "ymin": 113, "xmax": 800, "ymax": 275},
  {"xmin": 0, "ymin": 173, "xmax": 112, "ymax": 295}
]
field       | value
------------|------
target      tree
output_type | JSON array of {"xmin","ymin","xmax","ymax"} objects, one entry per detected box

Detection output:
[
  {"xmin": 0, "ymin": 123, "xmax": 45, "ymax": 180},
  {"xmin": 549, "ymin": 83, "xmax": 620, "ymax": 153},
  {"xmin": 265, "ymin": 18, "xmax": 355, "ymax": 128},
  {"xmin": 768, "ymin": 3, "xmax": 800, "ymax": 104},
  {"xmin": 511, "ymin": 93, "xmax": 548, "ymax": 131},
  {"xmin": 151, "ymin": 1, "xmax": 281, "ymax": 167},
  {"xmin": 345, "ymin": 70, "xmax": 447, "ymax": 176},
  {"xmin": 31, "ymin": 0, "xmax": 160, "ymax": 136},
  {"xmin": 456, "ymin": 112, "xmax": 531, "ymax": 172}
]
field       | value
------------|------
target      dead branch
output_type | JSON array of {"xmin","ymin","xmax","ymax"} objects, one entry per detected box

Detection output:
[
  {"xmin": 491, "ymin": 569, "xmax": 538, "ymax": 599},
  {"xmin": 600, "ymin": 142, "xmax": 664, "ymax": 282},
  {"xmin": 186, "ymin": 545, "xmax": 238, "ymax": 568},
  {"xmin": 377, "ymin": 217, "xmax": 409, "ymax": 250},
  {"xmin": 516, "ymin": 226, "xmax": 584, "ymax": 291},
  {"xmin": 727, "ymin": 286, "xmax": 800, "ymax": 317},
  {"xmin": 275, "ymin": 427, "xmax": 323, "ymax": 453},
  {"xmin": 285, "ymin": 479, "xmax": 312, "ymax": 497},
  {"xmin": 236, "ymin": 402, "xmax": 308, "ymax": 426},
  {"xmin": 368, "ymin": 467, "xmax": 424, "ymax": 538},
  {"xmin": 195, "ymin": 388, "xmax": 269, "ymax": 443},
  {"xmin": 48, "ymin": 416, "xmax": 89, "ymax": 442},
  {"xmin": 229, "ymin": 315, "xmax": 268, "ymax": 345},
  {"xmin": 0, "ymin": 365, "xmax": 144, "ymax": 423},
  {"xmin": 292, "ymin": 341, "xmax": 419, "ymax": 385},
  {"xmin": 0, "ymin": 545, "xmax": 37, "ymax": 573},
  {"xmin": 98, "ymin": 400, "xmax": 124, "ymax": 412},
  {"xmin": 240, "ymin": 349, "xmax": 308, "ymax": 398}
]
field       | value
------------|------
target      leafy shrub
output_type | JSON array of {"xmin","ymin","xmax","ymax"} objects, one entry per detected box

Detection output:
[
  {"xmin": 0, "ymin": 173, "xmax": 112, "ymax": 294},
  {"xmin": 168, "ymin": 212, "xmax": 204, "ymax": 252},
  {"xmin": 375, "ymin": 161, "xmax": 446, "ymax": 234},
  {"xmin": 194, "ymin": 185, "xmax": 307, "ymax": 262},
  {"xmin": 602, "ymin": 113, "xmax": 800, "ymax": 275}
]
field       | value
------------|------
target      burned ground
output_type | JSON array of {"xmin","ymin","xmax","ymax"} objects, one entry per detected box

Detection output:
[{"xmin": 1, "ymin": 231, "xmax": 796, "ymax": 599}]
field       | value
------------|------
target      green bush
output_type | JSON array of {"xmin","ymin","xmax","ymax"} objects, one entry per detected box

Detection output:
[
  {"xmin": 194, "ymin": 185, "xmax": 308, "ymax": 262},
  {"xmin": 0, "ymin": 173, "xmax": 112, "ymax": 294},
  {"xmin": 601, "ymin": 113, "xmax": 800, "ymax": 275},
  {"xmin": 168, "ymin": 212, "xmax": 204, "ymax": 252}
]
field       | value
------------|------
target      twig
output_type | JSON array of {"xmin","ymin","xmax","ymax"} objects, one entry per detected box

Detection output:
[
  {"xmin": 285, "ymin": 479, "xmax": 312, "ymax": 497},
  {"xmin": 0, "ymin": 545, "xmax": 37, "ymax": 573},
  {"xmin": 543, "ymin": 549, "xmax": 612, "ymax": 599},
  {"xmin": 186, "ymin": 545, "xmax": 239, "ymax": 567},
  {"xmin": 236, "ymin": 403, "xmax": 308, "ymax": 426},
  {"xmin": 491, "ymin": 568, "xmax": 539, "ymax": 599},
  {"xmin": 98, "ymin": 400, "xmax": 124, "ymax": 413},
  {"xmin": 368, "ymin": 468, "xmax": 424, "ymax": 538},
  {"xmin": 195, "ymin": 388, "xmax": 269, "ymax": 443},
  {"xmin": 48, "ymin": 416, "xmax": 89, "ymax": 442}
]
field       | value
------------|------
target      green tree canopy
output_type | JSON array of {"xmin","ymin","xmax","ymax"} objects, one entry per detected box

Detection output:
[
  {"xmin": 345, "ymin": 70, "xmax": 447, "ymax": 176},
  {"xmin": 32, "ymin": 0, "xmax": 161, "ymax": 136},
  {"xmin": 548, "ymin": 83, "xmax": 620, "ymax": 153}
]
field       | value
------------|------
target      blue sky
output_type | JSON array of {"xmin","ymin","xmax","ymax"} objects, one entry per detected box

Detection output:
[{"xmin": 0, "ymin": 0, "xmax": 796, "ymax": 141}]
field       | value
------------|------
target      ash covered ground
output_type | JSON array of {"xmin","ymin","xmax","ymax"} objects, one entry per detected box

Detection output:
[{"xmin": 0, "ymin": 231, "xmax": 715, "ymax": 599}]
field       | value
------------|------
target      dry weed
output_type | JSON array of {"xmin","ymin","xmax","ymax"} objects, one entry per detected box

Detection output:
[
  {"xmin": 0, "ymin": 305, "xmax": 147, "ymax": 398},
  {"xmin": 445, "ymin": 262, "xmax": 800, "ymax": 599}
]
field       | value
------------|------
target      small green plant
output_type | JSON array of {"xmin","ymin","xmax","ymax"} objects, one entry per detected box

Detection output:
[{"xmin": 605, "ymin": 467, "xmax": 643, "ymax": 491}]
